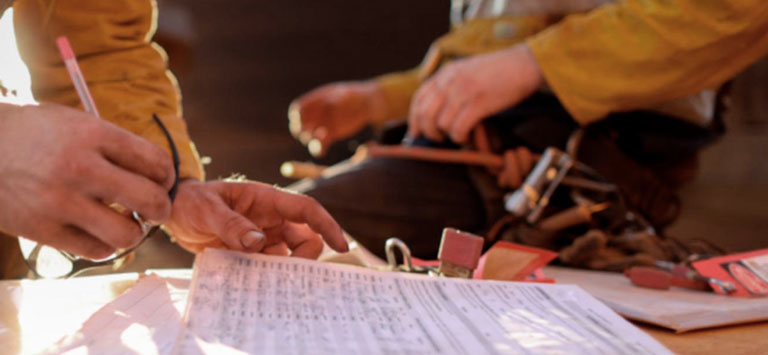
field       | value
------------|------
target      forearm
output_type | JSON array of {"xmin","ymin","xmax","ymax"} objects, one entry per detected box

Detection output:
[{"xmin": 527, "ymin": 0, "xmax": 768, "ymax": 124}]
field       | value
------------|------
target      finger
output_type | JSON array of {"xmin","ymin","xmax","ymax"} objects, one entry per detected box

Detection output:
[
  {"xmin": 289, "ymin": 92, "xmax": 331, "ymax": 142},
  {"xmin": 436, "ymin": 96, "xmax": 467, "ymax": 140},
  {"xmin": 208, "ymin": 199, "xmax": 267, "ymax": 251},
  {"xmin": 97, "ymin": 122, "xmax": 175, "ymax": 191},
  {"xmin": 408, "ymin": 82, "xmax": 444, "ymax": 141},
  {"xmin": 262, "ymin": 242, "xmax": 290, "ymax": 257},
  {"xmin": 277, "ymin": 223, "xmax": 324, "ymax": 259},
  {"xmin": 307, "ymin": 126, "xmax": 331, "ymax": 157},
  {"xmin": 176, "ymin": 237, "xmax": 225, "ymax": 254},
  {"xmin": 406, "ymin": 103, "xmax": 419, "ymax": 139},
  {"xmin": 63, "ymin": 195, "xmax": 146, "ymax": 250},
  {"xmin": 84, "ymin": 158, "xmax": 173, "ymax": 224},
  {"xmin": 449, "ymin": 104, "xmax": 482, "ymax": 144},
  {"xmin": 416, "ymin": 89, "xmax": 446, "ymax": 142},
  {"xmin": 192, "ymin": 195, "xmax": 265, "ymax": 251},
  {"xmin": 268, "ymin": 188, "xmax": 348, "ymax": 253},
  {"xmin": 46, "ymin": 224, "xmax": 116, "ymax": 260},
  {"xmin": 289, "ymin": 101, "xmax": 319, "ymax": 145},
  {"xmin": 422, "ymin": 66, "xmax": 462, "ymax": 141},
  {"xmin": 288, "ymin": 100, "xmax": 306, "ymax": 139},
  {"xmin": 407, "ymin": 89, "xmax": 425, "ymax": 139}
]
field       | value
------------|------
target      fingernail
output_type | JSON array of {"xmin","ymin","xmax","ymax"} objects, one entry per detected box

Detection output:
[
  {"xmin": 308, "ymin": 139, "xmax": 324, "ymax": 157},
  {"xmin": 241, "ymin": 230, "xmax": 265, "ymax": 248},
  {"xmin": 288, "ymin": 102, "xmax": 301, "ymax": 122}
]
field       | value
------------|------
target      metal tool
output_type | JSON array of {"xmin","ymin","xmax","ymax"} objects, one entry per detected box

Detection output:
[
  {"xmin": 505, "ymin": 148, "xmax": 569, "ymax": 220},
  {"xmin": 385, "ymin": 238, "xmax": 430, "ymax": 274},
  {"xmin": 384, "ymin": 228, "xmax": 485, "ymax": 278},
  {"xmin": 504, "ymin": 147, "xmax": 615, "ymax": 224}
]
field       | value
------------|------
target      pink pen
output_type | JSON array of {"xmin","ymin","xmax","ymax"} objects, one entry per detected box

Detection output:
[
  {"xmin": 56, "ymin": 36, "xmax": 153, "ymax": 240},
  {"xmin": 56, "ymin": 36, "xmax": 100, "ymax": 117}
]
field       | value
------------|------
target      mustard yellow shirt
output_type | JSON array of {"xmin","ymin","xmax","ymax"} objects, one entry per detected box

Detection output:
[
  {"xmin": 376, "ymin": 1, "xmax": 768, "ymax": 126},
  {"xmin": 527, "ymin": 0, "xmax": 768, "ymax": 124},
  {"xmin": 12, "ymin": 0, "xmax": 204, "ymax": 180}
]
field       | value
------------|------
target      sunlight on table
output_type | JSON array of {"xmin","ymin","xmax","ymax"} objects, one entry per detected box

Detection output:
[{"xmin": 19, "ymin": 275, "xmax": 138, "ymax": 354}]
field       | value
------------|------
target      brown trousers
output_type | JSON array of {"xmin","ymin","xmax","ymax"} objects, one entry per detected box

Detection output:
[{"xmin": 292, "ymin": 94, "xmax": 719, "ymax": 260}]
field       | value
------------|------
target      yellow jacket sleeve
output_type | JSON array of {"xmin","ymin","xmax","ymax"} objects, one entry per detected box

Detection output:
[
  {"xmin": 13, "ymin": 0, "xmax": 204, "ymax": 180},
  {"xmin": 527, "ymin": 0, "xmax": 768, "ymax": 124},
  {"xmin": 373, "ymin": 68, "xmax": 421, "ymax": 122}
]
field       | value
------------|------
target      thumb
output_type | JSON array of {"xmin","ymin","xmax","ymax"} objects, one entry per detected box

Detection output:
[{"xmin": 215, "ymin": 207, "xmax": 266, "ymax": 252}]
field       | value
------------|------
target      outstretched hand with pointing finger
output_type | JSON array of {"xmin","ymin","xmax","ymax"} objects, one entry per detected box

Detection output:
[{"xmin": 165, "ymin": 179, "xmax": 348, "ymax": 259}]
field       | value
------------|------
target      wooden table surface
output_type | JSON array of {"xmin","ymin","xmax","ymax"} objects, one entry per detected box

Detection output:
[{"xmin": 641, "ymin": 321, "xmax": 768, "ymax": 354}]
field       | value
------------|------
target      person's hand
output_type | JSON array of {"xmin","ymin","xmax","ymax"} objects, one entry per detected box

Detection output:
[
  {"xmin": 408, "ymin": 44, "xmax": 544, "ymax": 143},
  {"xmin": 165, "ymin": 179, "xmax": 348, "ymax": 259},
  {"xmin": 288, "ymin": 81, "xmax": 387, "ymax": 157},
  {"xmin": 0, "ymin": 103, "xmax": 175, "ymax": 259}
]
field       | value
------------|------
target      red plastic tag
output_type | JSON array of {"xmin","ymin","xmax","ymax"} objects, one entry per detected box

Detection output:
[
  {"xmin": 692, "ymin": 248, "xmax": 768, "ymax": 297},
  {"xmin": 473, "ymin": 241, "xmax": 558, "ymax": 281}
]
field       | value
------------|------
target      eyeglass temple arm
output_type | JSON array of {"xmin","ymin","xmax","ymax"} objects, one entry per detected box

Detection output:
[{"xmin": 153, "ymin": 113, "xmax": 181, "ymax": 202}]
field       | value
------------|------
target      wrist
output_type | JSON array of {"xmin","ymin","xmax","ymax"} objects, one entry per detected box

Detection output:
[
  {"xmin": 517, "ymin": 43, "xmax": 545, "ymax": 93},
  {"xmin": 176, "ymin": 177, "xmax": 204, "ymax": 193},
  {"xmin": 360, "ymin": 81, "xmax": 391, "ymax": 125}
]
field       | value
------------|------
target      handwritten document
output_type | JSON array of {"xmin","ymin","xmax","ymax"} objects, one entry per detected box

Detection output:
[{"xmin": 175, "ymin": 249, "xmax": 670, "ymax": 355}]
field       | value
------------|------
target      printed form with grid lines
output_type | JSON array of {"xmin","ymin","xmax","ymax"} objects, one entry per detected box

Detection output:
[
  {"xmin": 173, "ymin": 249, "xmax": 670, "ymax": 354},
  {"xmin": 46, "ymin": 248, "xmax": 671, "ymax": 354}
]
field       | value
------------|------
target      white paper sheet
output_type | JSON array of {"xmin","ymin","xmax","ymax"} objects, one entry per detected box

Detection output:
[
  {"xmin": 175, "ymin": 249, "xmax": 671, "ymax": 355},
  {"xmin": 45, "ymin": 274, "xmax": 190, "ymax": 355},
  {"xmin": 546, "ymin": 266, "xmax": 768, "ymax": 332},
  {"xmin": 0, "ymin": 273, "xmax": 141, "ymax": 354}
]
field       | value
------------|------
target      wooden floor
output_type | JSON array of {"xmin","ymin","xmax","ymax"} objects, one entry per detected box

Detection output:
[
  {"xmin": 128, "ymin": 1, "xmax": 768, "ymax": 270},
  {"xmin": 668, "ymin": 59, "xmax": 768, "ymax": 252}
]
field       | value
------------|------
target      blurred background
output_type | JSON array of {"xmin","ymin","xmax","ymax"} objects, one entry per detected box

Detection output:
[
  {"xmin": 140, "ymin": 0, "xmax": 452, "ymax": 268},
  {"xmin": 165, "ymin": 0, "xmax": 449, "ymax": 185},
  {"xmin": 1, "ymin": 0, "xmax": 766, "ymax": 271},
  {"xmin": 159, "ymin": 0, "xmax": 767, "ymax": 255}
]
